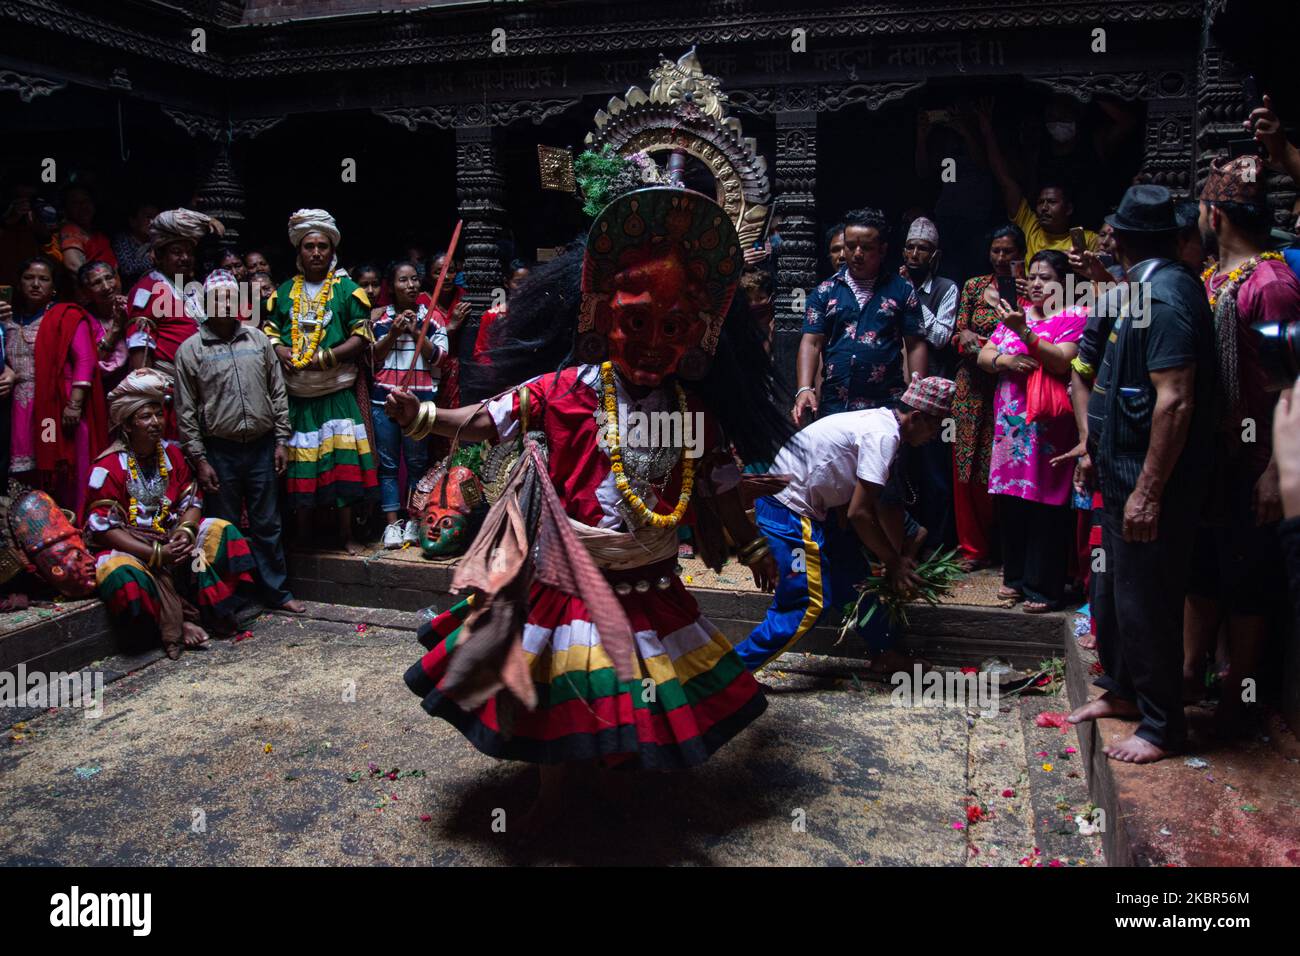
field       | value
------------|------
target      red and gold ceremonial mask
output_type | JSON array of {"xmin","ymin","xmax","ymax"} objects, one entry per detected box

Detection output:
[
  {"xmin": 581, "ymin": 188, "xmax": 742, "ymax": 385},
  {"xmin": 595, "ymin": 251, "xmax": 710, "ymax": 387},
  {"xmin": 9, "ymin": 491, "xmax": 97, "ymax": 598},
  {"xmin": 35, "ymin": 535, "xmax": 98, "ymax": 599}
]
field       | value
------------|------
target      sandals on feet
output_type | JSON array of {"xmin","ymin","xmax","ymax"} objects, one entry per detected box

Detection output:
[{"xmin": 1023, "ymin": 600, "xmax": 1058, "ymax": 614}]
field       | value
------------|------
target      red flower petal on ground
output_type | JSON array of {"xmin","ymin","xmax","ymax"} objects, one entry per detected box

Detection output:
[
  {"xmin": 1002, "ymin": 789, "xmax": 1016, "ymax": 798},
  {"xmin": 966, "ymin": 805, "xmax": 985, "ymax": 824},
  {"xmin": 1035, "ymin": 711, "xmax": 1070, "ymax": 730}
]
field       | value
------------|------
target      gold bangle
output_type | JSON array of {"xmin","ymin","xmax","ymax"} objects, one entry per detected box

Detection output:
[
  {"xmin": 738, "ymin": 536, "xmax": 767, "ymax": 558},
  {"xmin": 150, "ymin": 540, "xmax": 163, "ymax": 570},
  {"xmin": 403, "ymin": 401, "xmax": 437, "ymax": 440},
  {"xmin": 176, "ymin": 525, "xmax": 197, "ymax": 546},
  {"xmin": 740, "ymin": 543, "xmax": 772, "ymax": 567}
]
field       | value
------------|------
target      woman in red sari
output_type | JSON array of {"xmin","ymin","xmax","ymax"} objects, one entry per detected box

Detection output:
[{"xmin": 2, "ymin": 256, "xmax": 108, "ymax": 517}]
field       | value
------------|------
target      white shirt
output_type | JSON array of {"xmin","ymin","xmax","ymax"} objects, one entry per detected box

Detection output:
[{"xmin": 772, "ymin": 408, "xmax": 901, "ymax": 522}]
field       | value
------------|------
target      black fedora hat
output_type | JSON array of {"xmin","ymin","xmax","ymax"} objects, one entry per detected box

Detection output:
[{"xmin": 1105, "ymin": 184, "xmax": 1179, "ymax": 233}]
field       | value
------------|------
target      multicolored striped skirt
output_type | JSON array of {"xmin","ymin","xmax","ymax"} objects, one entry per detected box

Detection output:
[
  {"xmin": 95, "ymin": 518, "xmax": 255, "ymax": 645},
  {"xmin": 404, "ymin": 564, "xmax": 767, "ymax": 769},
  {"xmin": 286, "ymin": 387, "xmax": 379, "ymax": 510}
]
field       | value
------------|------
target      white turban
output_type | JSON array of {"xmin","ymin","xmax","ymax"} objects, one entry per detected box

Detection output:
[
  {"xmin": 906, "ymin": 216, "xmax": 940, "ymax": 247},
  {"xmin": 288, "ymin": 209, "xmax": 341, "ymax": 249},
  {"xmin": 149, "ymin": 208, "xmax": 224, "ymax": 253}
]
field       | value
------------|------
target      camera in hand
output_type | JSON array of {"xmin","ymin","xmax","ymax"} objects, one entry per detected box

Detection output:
[
  {"xmin": 32, "ymin": 198, "xmax": 59, "ymax": 226},
  {"xmin": 1252, "ymin": 319, "xmax": 1300, "ymax": 392}
]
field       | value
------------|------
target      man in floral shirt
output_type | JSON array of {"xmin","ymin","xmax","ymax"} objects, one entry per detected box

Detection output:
[{"xmin": 793, "ymin": 207, "xmax": 928, "ymax": 424}]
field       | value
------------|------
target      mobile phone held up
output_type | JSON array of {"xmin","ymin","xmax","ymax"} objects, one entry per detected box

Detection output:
[
  {"xmin": 1070, "ymin": 227, "xmax": 1087, "ymax": 255},
  {"xmin": 1228, "ymin": 137, "xmax": 1263, "ymax": 161},
  {"xmin": 996, "ymin": 274, "xmax": 1018, "ymax": 307}
]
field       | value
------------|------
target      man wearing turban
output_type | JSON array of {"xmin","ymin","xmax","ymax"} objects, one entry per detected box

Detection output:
[
  {"xmin": 122, "ymin": 207, "xmax": 224, "ymax": 438},
  {"xmin": 83, "ymin": 369, "xmax": 256, "ymax": 659},
  {"xmin": 262, "ymin": 209, "xmax": 377, "ymax": 552}
]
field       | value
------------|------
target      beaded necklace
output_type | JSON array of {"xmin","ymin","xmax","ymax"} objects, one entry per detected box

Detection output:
[
  {"xmin": 126, "ymin": 441, "xmax": 171, "ymax": 533},
  {"xmin": 600, "ymin": 361, "xmax": 694, "ymax": 530}
]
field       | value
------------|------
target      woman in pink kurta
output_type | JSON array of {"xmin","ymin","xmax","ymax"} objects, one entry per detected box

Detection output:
[
  {"xmin": 77, "ymin": 260, "xmax": 130, "ymax": 392},
  {"xmin": 977, "ymin": 249, "xmax": 1085, "ymax": 612}
]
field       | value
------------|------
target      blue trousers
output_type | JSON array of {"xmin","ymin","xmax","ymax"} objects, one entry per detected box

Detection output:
[
  {"xmin": 372, "ymin": 406, "xmax": 430, "ymax": 515},
  {"xmin": 733, "ymin": 496, "xmax": 893, "ymax": 671}
]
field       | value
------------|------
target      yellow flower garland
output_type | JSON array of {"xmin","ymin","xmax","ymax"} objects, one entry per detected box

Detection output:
[
  {"xmin": 126, "ymin": 441, "xmax": 171, "ymax": 534},
  {"xmin": 600, "ymin": 361, "xmax": 694, "ymax": 529},
  {"xmin": 289, "ymin": 272, "xmax": 335, "ymax": 369},
  {"xmin": 1202, "ymin": 252, "xmax": 1283, "ymax": 309}
]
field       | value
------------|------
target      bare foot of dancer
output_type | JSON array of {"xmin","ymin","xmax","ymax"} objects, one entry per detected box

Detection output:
[
  {"xmin": 515, "ymin": 764, "xmax": 568, "ymax": 837},
  {"xmin": 182, "ymin": 621, "xmax": 210, "ymax": 649},
  {"xmin": 1068, "ymin": 691, "xmax": 1140, "ymax": 724},
  {"xmin": 1077, "ymin": 631, "xmax": 1097, "ymax": 651},
  {"xmin": 336, "ymin": 507, "xmax": 364, "ymax": 555},
  {"xmin": 1104, "ymin": 733, "xmax": 1172, "ymax": 763},
  {"xmin": 277, "ymin": 598, "xmax": 307, "ymax": 614}
]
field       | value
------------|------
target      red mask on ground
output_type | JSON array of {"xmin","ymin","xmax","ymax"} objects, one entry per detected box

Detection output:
[
  {"xmin": 594, "ymin": 252, "xmax": 710, "ymax": 387},
  {"xmin": 7, "ymin": 490, "xmax": 97, "ymax": 598}
]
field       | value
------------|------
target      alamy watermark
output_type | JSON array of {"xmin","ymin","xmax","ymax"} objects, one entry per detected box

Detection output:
[
  {"xmin": 890, "ymin": 664, "xmax": 999, "ymax": 718},
  {"xmin": 595, "ymin": 403, "xmax": 705, "ymax": 459},
  {"xmin": 150, "ymin": 274, "xmax": 263, "ymax": 325},
  {"xmin": 1, "ymin": 664, "xmax": 104, "ymax": 718}
]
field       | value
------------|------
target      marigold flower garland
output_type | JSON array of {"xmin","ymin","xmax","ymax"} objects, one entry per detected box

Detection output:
[
  {"xmin": 1202, "ymin": 251, "xmax": 1283, "ymax": 309},
  {"xmin": 289, "ymin": 272, "xmax": 335, "ymax": 369},
  {"xmin": 126, "ymin": 441, "xmax": 171, "ymax": 533},
  {"xmin": 600, "ymin": 361, "xmax": 693, "ymax": 529}
]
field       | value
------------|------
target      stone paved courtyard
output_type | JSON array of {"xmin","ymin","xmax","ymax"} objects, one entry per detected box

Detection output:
[{"xmin": 0, "ymin": 603, "xmax": 1101, "ymax": 867}]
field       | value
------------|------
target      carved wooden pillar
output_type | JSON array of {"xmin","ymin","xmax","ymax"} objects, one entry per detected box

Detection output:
[
  {"xmin": 1136, "ymin": 73, "xmax": 1196, "ymax": 199},
  {"xmin": 1195, "ymin": 43, "xmax": 1250, "ymax": 193},
  {"xmin": 193, "ymin": 142, "xmax": 245, "ymax": 251},
  {"xmin": 455, "ymin": 124, "xmax": 507, "ymax": 318},
  {"xmin": 773, "ymin": 108, "xmax": 818, "ymax": 386},
  {"xmin": 163, "ymin": 109, "xmax": 284, "ymax": 254}
]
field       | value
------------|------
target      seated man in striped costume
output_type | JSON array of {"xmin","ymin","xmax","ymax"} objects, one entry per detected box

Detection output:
[{"xmin": 84, "ymin": 369, "xmax": 255, "ymax": 659}]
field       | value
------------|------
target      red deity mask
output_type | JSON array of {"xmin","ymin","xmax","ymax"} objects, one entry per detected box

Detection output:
[
  {"xmin": 581, "ymin": 188, "xmax": 743, "ymax": 385},
  {"xmin": 5, "ymin": 490, "xmax": 97, "ymax": 598},
  {"xmin": 593, "ymin": 253, "xmax": 710, "ymax": 387}
]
